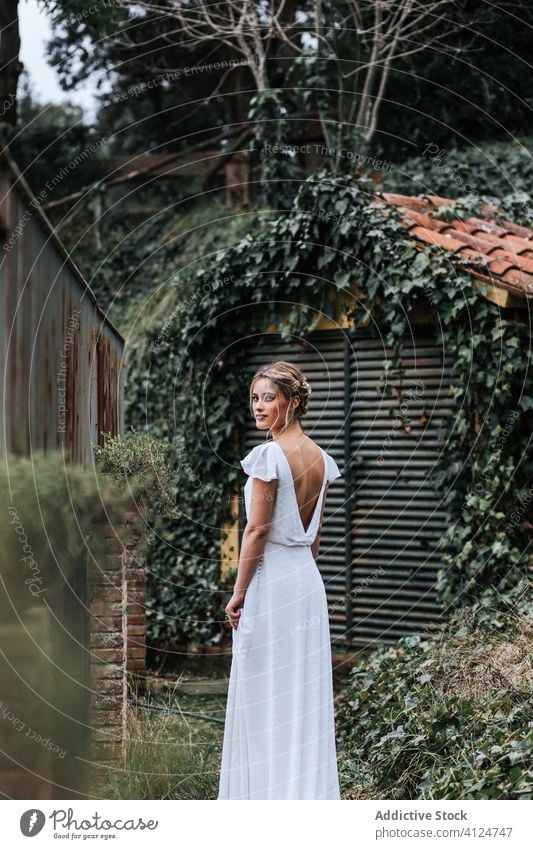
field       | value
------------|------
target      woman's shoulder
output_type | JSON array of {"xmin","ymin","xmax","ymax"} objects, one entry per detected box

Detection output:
[
  {"xmin": 304, "ymin": 441, "xmax": 342, "ymax": 482},
  {"xmin": 242, "ymin": 441, "xmax": 277, "ymax": 460},
  {"xmin": 275, "ymin": 437, "xmax": 341, "ymax": 482},
  {"xmin": 323, "ymin": 448, "xmax": 342, "ymax": 482},
  {"xmin": 276, "ymin": 435, "xmax": 321, "ymax": 454},
  {"xmin": 240, "ymin": 441, "xmax": 278, "ymax": 480}
]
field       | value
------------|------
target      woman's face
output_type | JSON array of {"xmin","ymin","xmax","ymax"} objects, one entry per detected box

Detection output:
[{"xmin": 251, "ymin": 377, "xmax": 297, "ymax": 432}]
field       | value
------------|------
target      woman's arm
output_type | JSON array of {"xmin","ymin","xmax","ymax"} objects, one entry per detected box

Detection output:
[
  {"xmin": 311, "ymin": 482, "xmax": 329, "ymax": 561},
  {"xmin": 225, "ymin": 476, "xmax": 277, "ymax": 629}
]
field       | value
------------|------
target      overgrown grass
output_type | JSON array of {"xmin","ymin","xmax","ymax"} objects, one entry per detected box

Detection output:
[
  {"xmin": 65, "ymin": 191, "xmax": 260, "ymax": 341},
  {"xmin": 336, "ymin": 605, "xmax": 533, "ymax": 800},
  {"xmin": 92, "ymin": 687, "xmax": 225, "ymax": 800}
]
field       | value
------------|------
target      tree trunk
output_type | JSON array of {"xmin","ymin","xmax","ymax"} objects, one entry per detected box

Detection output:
[{"xmin": 0, "ymin": 0, "xmax": 23, "ymax": 127}]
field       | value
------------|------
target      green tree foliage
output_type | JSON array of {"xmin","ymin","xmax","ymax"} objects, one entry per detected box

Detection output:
[
  {"xmin": 10, "ymin": 71, "xmax": 104, "ymax": 195},
  {"xmin": 35, "ymin": 0, "xmax": 533, "ymax": 158},
  {"xmin": 0, "ymin": 0, "xmax": 23, "ymax": 128},
  {"xmin": 378, "ymin": 0, "xmax": 533, "ymax": 158},
  {"xmin": 37, "ymin": 0, "xmax": 243, "ymax": 151}
]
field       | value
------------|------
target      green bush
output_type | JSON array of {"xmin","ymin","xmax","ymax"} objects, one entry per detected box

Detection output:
[
  {"xmin": 336, "ymin": 606, "xmax": 533, "ymax": 800},
  {"xmin": 93, "ymin": 428, "xmax": 234, "ymax": 649},
  {"xmin": 0, "ymin": 451, "xmax": 138, "ymax": 616},
  {"xmin": 93, "ymin": 427, "xmax": 181, "ymax": 531}
]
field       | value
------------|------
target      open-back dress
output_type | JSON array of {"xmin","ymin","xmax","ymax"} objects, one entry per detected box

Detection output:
[{"xmin": 217, "ymin": 439, "xmax": 342, "ymax": 800}]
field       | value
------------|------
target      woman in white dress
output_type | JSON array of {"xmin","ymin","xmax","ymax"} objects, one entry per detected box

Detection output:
[{"xmin": 217, "ymin": 361, "xmax": 342, "ymax": 800}]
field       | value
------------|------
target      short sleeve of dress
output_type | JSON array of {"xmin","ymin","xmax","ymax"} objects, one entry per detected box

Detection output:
[
  {"xmin": 326, "ymin": 453, "xmax": 342, "ymax": 482},
  {"xmin": 240, "ymin": 442, "xmax": 278, "ymax": 481}
]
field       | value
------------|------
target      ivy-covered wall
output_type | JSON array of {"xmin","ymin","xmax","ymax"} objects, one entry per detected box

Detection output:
[{"xmin": 127, "ymin": 169, "xmax": 533, "ymax": 648}]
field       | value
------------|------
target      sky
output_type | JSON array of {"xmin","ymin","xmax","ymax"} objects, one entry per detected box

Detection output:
[{"xmin": 19, "ymin": 0, "xmax": 102, "ymax": 122}]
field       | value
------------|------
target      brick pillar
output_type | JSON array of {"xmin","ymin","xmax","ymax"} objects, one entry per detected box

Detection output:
[
  {"xmin": 124, "ymin": 532, "xmax": 146, "ymax": 673},
  {"xmin": 88, "ymin": 513, "xmax": 145, "ymax": 788}
]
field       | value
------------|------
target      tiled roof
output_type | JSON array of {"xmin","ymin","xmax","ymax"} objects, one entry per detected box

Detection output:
[{"xmin": 376, "ymin": 192, "xmax": 533, "ymax": 302}]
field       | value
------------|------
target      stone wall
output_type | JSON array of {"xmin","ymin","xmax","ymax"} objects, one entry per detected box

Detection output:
[{"xmin": 88, "ymin": 515, "xmax": 145, "ymax": 792}]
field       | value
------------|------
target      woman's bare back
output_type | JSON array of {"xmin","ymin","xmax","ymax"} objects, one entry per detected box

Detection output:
[{"xmin": 275, "ymin": 435, "xmax": 326, "ymax": 531}]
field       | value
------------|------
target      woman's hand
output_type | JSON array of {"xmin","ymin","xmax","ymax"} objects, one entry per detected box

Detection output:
[{"xmin": 225, "ymin": 589, "xmax": 246, "ymax": 630}]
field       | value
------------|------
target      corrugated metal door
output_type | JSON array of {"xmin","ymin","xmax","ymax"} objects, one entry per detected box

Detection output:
[
  {"xmin": 349, "ymin": 333, "xmax": 454, "ymax": 646},
  {"xmin": 241, "ymin": 328, "xmax": 454, "ymax": 646}
]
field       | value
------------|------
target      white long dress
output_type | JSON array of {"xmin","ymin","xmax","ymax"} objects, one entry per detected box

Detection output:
[{"xmin": 217, "ymin": 439, "xmax": 342, "ymax": 800}]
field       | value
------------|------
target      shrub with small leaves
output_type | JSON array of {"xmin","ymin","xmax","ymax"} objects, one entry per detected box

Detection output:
[{"xmin": 336, "ymin": 607, "xmax": 533, "ymax": 800}]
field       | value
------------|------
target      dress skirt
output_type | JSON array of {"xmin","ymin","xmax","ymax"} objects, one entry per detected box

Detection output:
[{"xmin": 217, "ymin": 539, "xmax": 341, "ymax": 800}]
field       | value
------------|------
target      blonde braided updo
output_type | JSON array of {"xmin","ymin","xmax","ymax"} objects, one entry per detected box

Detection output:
[{"xmin": 248, "ymin": 361, "xmax": 312, "ymax": 432}]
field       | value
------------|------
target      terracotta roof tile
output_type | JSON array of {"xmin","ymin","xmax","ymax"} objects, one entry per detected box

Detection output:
[
  {"xmin": 395, "ymin": 209, "xmax": 442, "ymax": 231},
  {"xmin": 406, "ymin": 225, "xmax": 476, "ymax": 254},
  {"xmin": 473, "ymin": 271, "xmax": 529, "ymax": 299},
  {"xmin": 437, "ymin": 218, "xmax": 477, "ymax": 235},
  {"xmin": 500, "ymin": 267, "xmax": 533, "ymax": 293},
  {"xmin": 462, "ymin": 226, "xmax": 533, "ymax": 257},
  {"xmin": 487, "ymin": 258, "xmax": 519, "ymax": 276},
  {"xmin": 420, "ymin": 194, "xmax": 454, "ymax": 207},
  {"xmin": 379, "ymin": 192, "xmax": 533, "ymax": 300},
  {"xmin": 467, "ymin": 216, "xmax": 515, "ymax": 239},
  {"xmin": 440, "ymin": 229, "xmax": 506, "ymax": 254},
  {"xmin": 489, "ymin": 252, "xmax": 533, "ymax": 275},
  {"xmin": 500, "ymin": 221, "xmax": 533, "ymax": 240},
  {"xmin": 376, "ymin": 193, "xmax": 428, "ymax": 212}
]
